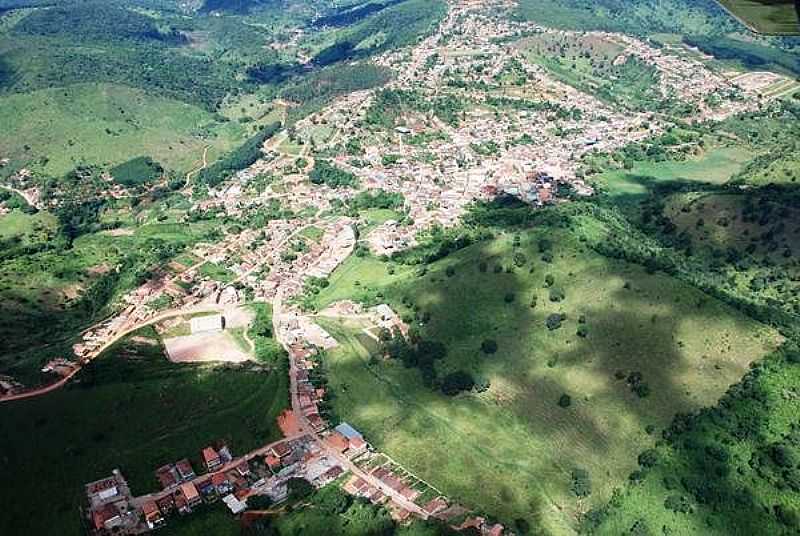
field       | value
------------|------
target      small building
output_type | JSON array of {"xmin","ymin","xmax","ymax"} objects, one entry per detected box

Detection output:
[
  {"xmin": 202, "ymin": 447, "xmax": 221, "ymax": 471},
  {"xmin": 319, "ymin": 466, "xmax": 345, "ymax": 486},
  {"xmin": 233, "ymin": 460, "xmax": 250, "ymax": 477},
  {"xmin": 92, "ymin": 503, "xmax": 122, "ymax": 532},
  {"xmin": 327, "ymin": 432, "xmax": 349, "ymax": 453},
  {"xmin": 196, "ymin": 475, "xmax": 216, "ymax": 500},
  {"xmin": 85, "ymin": 477, "xmax": 119, "ymax": 503},
  {"xmin": 156, "ymin": 465, "xmax": 178, "ymax": 490},
  {"xmin": 307, "ymin": 413, "xmax": 327, "ymax": 432},
  {"xmin": 270, "ymin": 442, "xmax": 292, "ymax": 459},
  {"xmin": 142, "ymin": 501, "xmax": 164, "ymax": 530},
  {"xmin": 212, "ymin": 472, "xmax": 233, "ymax": 495},
  {"xmin": 181, "ymin": 482, "xmax": 202, "ymax": 509},
  {"xmin": 156, "ymin": 495, "xmax": 175, "ymax": 516},
  {"xmin": 222, "ymin": 493, "xmax": 247, "ymax": 515},
  {"xmin": 264, "ymin": 454, "xmax": 282, "ymax": 472},
  {"xmin": 176, "ymin": 459, "xmax": 196, "ymax": 481},
  {"xmin": 334, "ymin": 422, "xmax": 363, "ymax": 441},
  {"xmin": 218, "ymin": 445, "xmax": 233, "ymax": 464}
]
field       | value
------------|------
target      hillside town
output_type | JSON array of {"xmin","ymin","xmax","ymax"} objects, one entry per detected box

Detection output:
[{"xmin": 2, "ymin": 0, "xmax": 799, "ymax": 534}]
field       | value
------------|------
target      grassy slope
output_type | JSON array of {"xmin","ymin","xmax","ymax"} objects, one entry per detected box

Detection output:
[
  {"xmin": 313, "ymin": 229, "xmax": 779, "ymax": 534},
  {"xmin": 596, "ymin": 146, "xmax": 751, "ymax": 198},
  {"xmin": 716, "ymin": 0, "xmax": 800, "ymax": 34},
  {"xmin": 0, "ymin": 327, "xmax": 288, "ymax": 536},
  {"xmin": 0, "ymin": 83, "xmax": 247, "ymax": 176},
  {"xmin": 593, "ymin": 349, "xmax": 800, "ymax": 535}
]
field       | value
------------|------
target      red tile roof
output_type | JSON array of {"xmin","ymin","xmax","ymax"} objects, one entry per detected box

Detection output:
[
  {"xmin": 327, "ymin": 432, "xmax": 349, "ymax": 452},
  {"xmin": 202, "ymin": 447, "xmax": 220, "ymax": 465},
  {"xmin": 142, "ymin": 501, "xmax": 161, "ymax": 521}
]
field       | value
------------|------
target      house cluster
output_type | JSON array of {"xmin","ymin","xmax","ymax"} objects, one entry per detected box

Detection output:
[
  {"xmin": 371, "ymin": 304, "xmax": 410, "ymax": 339},
  {"xmin": 288, "ymin": 344, "xmax": 331, "ymax": 433},
  {"xmin": 85, "ymin": 435, "xmax": 349, "ymax": 534},
  {"xmin": 40, "ymin": 357, "xmax": 79, "ymax": 377},
  {"xmin": 84, "ymin": 470, "xmax": 138, "ymax": 535}
]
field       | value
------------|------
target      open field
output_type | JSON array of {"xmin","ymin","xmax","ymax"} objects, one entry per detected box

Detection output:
[
  {"xmin": 0, "ymin": 327, "xmax": 288, "ymax": 536},
  {"xmin": 596, "ymin": 146, "xmax": 751, "ymax": 197},
  {"xmin": 313, "ymin": 228, "xmax": 780, "ymax": 534},
  {"xmin": 664, "ymin": 191, "xmax": 800, "ymax": 256},
  {"xmin": 0, "ymin": 209, "xmax": 57, "ymax": 242},
  {"xmin": 0, "ymin": 83, "xmax": 247, "ymax": 177},
  {"xmin": 197, "ymin": 261, "xmax": 236, "ymax": 283},
  {"xmin": 164, "ymin": 331, "xmax": 252, "ymax": 363}
]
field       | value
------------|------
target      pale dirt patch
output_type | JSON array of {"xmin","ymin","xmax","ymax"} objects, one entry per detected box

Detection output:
[
  {"xmin": 130, "ymin": 336, "xmax": 158, "ymax": 346},
  {"xmin": 87, "ymin": 263, "xmax": 112, "ymax": 275},
  {"xmin": 163, "ymin": 331, "xmax": 252, "ymax": 363},
  {"xmin": 103, "ymin": 228, "xmax": 134, "ymax": 236},
  {"xmin": 61, "ymin": 283, "xmax": 83, "ymax": 301},
  {"xmin": 222, "ymin": 306, "xmax": 255, "ymax": 329}
]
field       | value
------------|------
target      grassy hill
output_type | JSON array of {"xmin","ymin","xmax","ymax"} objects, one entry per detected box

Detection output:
[{"xmin": 311, "ymin": 223, "xmax": 780, "ymax": 534}]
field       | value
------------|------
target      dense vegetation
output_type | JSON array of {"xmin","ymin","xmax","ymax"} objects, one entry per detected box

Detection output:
[
  {"xmin": 197, "ymin": 122, "xmax": 281, "ymax": 187},
  {"xmin": 110, "ymin": 156, "xmax": 165, "ymax": 187},
  {"xmin": 309, "ymin": 160, "xmax": 359, "ymax": 188}
]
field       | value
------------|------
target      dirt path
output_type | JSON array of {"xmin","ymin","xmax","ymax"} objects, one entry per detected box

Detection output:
[
  {"xmin": 0, "ymin": 184, "xmax": 38, "ymax": 210},
  {"xmin": 183, "ymin": 145, "xmax": 211, "ymax": 189}
]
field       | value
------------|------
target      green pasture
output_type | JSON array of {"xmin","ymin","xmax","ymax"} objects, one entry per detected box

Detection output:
[
  {"xmin": 0, "ymin": 83, "xmax": 244, "ymax": 177},
  {"xmin": 314, "ymin": 229, "xmax": 779, "ymax": 534}
]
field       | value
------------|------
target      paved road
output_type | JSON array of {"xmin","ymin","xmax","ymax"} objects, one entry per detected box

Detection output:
[
  {"xmin": 272, "ymin": 291, "xmax": 429, "ymax": 518},
  {"xmin": 130, "ymin": 432, "xmax": 307, "ymax": 507}
]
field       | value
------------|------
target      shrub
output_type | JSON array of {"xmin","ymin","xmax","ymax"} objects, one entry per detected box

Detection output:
[
  {"xmin": 287, "ymin": 477, "xmax": 314, "ymax": 501},
  {"xmin": 504, "ymin": 292, "xmax": 515, "ymax": 303},
  {"xmin": 481, "ymin": 339, "xmax": 498, "ymax": 354},
  {"xmin": 576, "ymin": 325, "xmax": 588, "ymax": 338},
  {"xmin": 558, "ymin": 393, "xmax": 572, "ymax": 408},
  {"xmin": 549, "ymin": 287, "xmax": 565, "ymax": 302},
  {"xmin": 546, "ymin": 313, "xmax": 564, "ymax": 330},
  {"xmin": 570, "ymin": 467, "xmax": 592, "ymax": 497},
  {"xmin": 664, "ymin": 494, "xmax": 693, "ymax": 514},
  {"xmin": 247, "ymin": 494, "xmax": 273, "ymax": 510},
  {"xmin": 309, "ymin": 161, "xmax": 359, "ymax": 188},
  {"xmin": 441, "ymin": 371, "xmax": 475, "ymax": 396}
]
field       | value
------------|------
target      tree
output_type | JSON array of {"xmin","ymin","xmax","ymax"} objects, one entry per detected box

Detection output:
[
  {"xmin": 247, "ymin": 494, "xmax": 273, "ymax": 510},
  {"xmin": 441, "ymin": 371, "xmax": 475, "ymax": 396},
  {"xmin": 549, "ymin": 287, "xmax": 565, "ymax": 302},
  {"xmin": 546, "ymin": 313, "xmax": 564, "ymax": 330},
  {"xmin": 287, "ymin": 477, "xmax": 314, "ymax": 502},
  {"xmin": 558, "ymin": 393, "xmax": 572, "ymax": 408},
  {"xmin": 481, "ymin": 339, "xmax": 498, "ymax": 354},
  {"xmin": 570, "ymin": 467, "xmax": 592, "ymax": 498}
]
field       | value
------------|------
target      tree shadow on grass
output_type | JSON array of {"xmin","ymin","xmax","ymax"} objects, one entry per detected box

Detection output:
[{"xmin": 345, "ymin": 230, "xmax": 777, "ymax": 531}]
